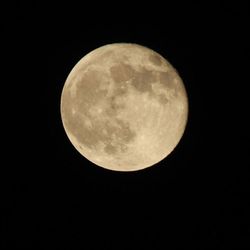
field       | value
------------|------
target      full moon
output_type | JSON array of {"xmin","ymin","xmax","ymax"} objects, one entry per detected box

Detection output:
[{"xmin": 60, "ymin": 43, "xmax": 188, "ymax": 171}]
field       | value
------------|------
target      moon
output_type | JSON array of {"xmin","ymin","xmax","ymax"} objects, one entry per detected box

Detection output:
[{"xmin": 60, "ymin": 43, "xmax": 188, "ymax": 172}]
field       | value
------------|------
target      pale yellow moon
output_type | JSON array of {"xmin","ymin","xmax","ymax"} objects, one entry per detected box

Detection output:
[{"xmin": 60, "ymin": 43, "xmax": 188, "ymax": 172}]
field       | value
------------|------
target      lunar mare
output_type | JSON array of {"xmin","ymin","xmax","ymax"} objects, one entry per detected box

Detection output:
[{"xmin": 60, "ymin": 43, "xmax": 188, "ymax": 171}]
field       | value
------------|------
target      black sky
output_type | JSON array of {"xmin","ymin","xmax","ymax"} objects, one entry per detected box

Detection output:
[{"xmin": 2, "ymin": 2, "xmax": 249, "ymax": 249}]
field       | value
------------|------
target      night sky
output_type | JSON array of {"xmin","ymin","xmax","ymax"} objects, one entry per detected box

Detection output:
[{"xmin": 3, "ymin": 2, "xmax": 249, "ymax": 249}]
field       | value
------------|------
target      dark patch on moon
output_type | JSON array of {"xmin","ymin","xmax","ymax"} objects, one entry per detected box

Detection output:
[
  {"xmin": 159, "ymin": 71, "xmax": 176, "ymax": 90},
  {"xmin": 104, "ymin": 144, "xmax": 117, "ymax": 154},
  {"xmin": 115, "ymin": 119, "xmax": 136, "ymax": 143},
  {"xmin": 158, "ymin": 93, "xmax": 169, "ymax": 105},
  {"xmin": 148, "ymin": 54, "xmax": 162, "ymax": 66},
  {"xmin": 74, "ymin": 69, "xmax": 109, "ymax": 111},
  {"xmin": 110, "ymin": 97, "xmax": 125, "ymax": 112},
  {"xmin": 110, "ymin": 63, "xmax": 135, "ymax": 83},
  {"xmin": 100, "ymin": 50, "xmax": 114, "ymax": 60},
  {"xmin": 111, "ymin": 63, "xmax": 156, "ymax": 94},
  {"xmin": 103, "ymin": 119, "xmax": 136, "ymax": 155},
  {"xmin": 63, "ymin": 90, "xmax": 136, "ymax": 154},
  {"xmin": 130, "ymin": 68, "xmax": 155, "ymax": 93},
  {"xmin": 114, "ymin": 85, "xmax": 128, "ymax": 96}
]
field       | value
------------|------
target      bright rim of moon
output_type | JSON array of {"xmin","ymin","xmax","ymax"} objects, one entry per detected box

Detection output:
[{"xmin": 60, "ymin": 43, "xmax": 188, "ymax": 172}]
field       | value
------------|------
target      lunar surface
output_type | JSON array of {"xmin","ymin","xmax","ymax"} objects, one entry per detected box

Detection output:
[{"xmin": 60, "ymin": 43, "xmax": 188, "ymax": 171}]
